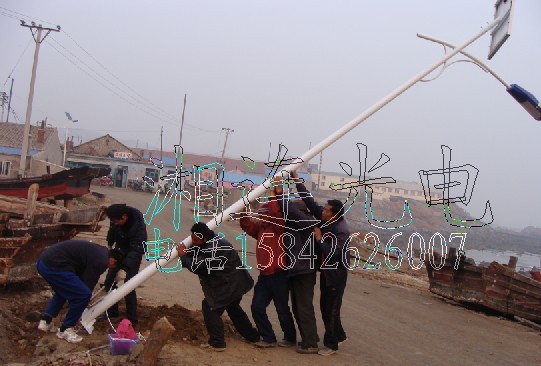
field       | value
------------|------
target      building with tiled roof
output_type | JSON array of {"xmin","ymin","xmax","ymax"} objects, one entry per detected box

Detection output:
[{"xmin": 0, "ymin": 121, "xmax": 62, "ymax": 178}]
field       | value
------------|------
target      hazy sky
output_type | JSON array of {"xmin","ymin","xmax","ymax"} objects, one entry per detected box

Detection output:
[{"xmin": 0, "ymin": 0, "xmax": 540, "ymax": 230}]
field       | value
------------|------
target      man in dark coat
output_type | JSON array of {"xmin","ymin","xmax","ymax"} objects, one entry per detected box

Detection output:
[
  {"xmin": 37, "ymin": 240, "xmax": 109, "ymax": 343},
  {"xmin": 275, "ymin": 176, "xmax": 320, "ymax": 354},
  {"xmin": 176, "ymin": 222, "xmax": 259, "ymax": 351},
  {"xmin": 103, "ymin": 204, "xmax": 147, "ymax": 325},
  {"xmin": 291, "ymin": 170, "xmax": 350, "ymax": 356}
]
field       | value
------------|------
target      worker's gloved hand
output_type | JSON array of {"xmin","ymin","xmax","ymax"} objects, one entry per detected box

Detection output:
[{"xmin": 108, "ymin": 248, "xmax": 124, "ymax": 268}]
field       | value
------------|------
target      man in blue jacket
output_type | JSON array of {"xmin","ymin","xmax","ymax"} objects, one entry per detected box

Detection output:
[
  {"xmin": 37, "ymin": 240, "xmax": 109, "ymax": 343},
  {"xmin": 103, "ymin": 204, "xmax": 147, "ymax": 325},
  {"xmin": 290, "ymin": 170, "xmax": 350, "ymax": 356}
]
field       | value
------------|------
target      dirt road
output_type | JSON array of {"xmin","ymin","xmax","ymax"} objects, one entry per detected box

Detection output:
[
  {"xmin": 79, "ymin": 186, "xmax": 539, "ymax": 366},
  {"xmin": 3, "ymin": 186, "xmax": 537, "ymax": 365}
]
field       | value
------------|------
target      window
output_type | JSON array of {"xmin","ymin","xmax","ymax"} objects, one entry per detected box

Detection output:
[
  {"xmin": 395, "ymin": 188, "xmax": 400, "ymax": 193},
  {"xmin": 340, "ymin": 177, "xmax": 345, "ymax": 182},
  {"xmin": 0, "ymin": 161, "xmax": 11, "ymax": 176},
  {"xmin": 322, "ymin": 175, "xmax": 326, "ymax": 180},
  {"xmin": 145, "ymin": 168, "xmax": 160, "ymax": 183},
  {"xmin": 321, "ymin": 182, "xmax": 326, "ymax": 187}
]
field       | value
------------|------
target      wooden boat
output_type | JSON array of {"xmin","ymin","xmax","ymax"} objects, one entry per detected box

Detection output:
[
  {"xmin": 426, "ymin": 248, "xmax": 541, "ymax": 324},
  {"xmin": 0, "ymin": 166, "xmax": 110, "ymax": 200},
  {"xmin": 0, "ymin": 193, "xmax": 108, "ymax": 285}
]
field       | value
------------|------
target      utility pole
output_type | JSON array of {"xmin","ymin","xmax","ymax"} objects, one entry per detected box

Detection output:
[
  {"xmin": 178, "ymin": 94, "xmax": 187, "ymax": 148},
  {"xmin": 0, "ymin": 92, "xmax": 7, "ymax": 122},
  {"xmin": 220, "ymin": 128, "xmax": 234, "ymax": 166},
  {"xmin": 18, "ymin": 21, "xmax": 61, "ymax": 177},
  {"xmin": 63, "ymin": 113, "xmax": 78, "ymax": 167},
  {"xmin": 6, "ymin": 78, "xmax": 14, "ymax": 123},
  {"xmin": 317, "ymin": 151, "xmax": 323, "ymax": 191},
  {"xmin": 160, "ymin": 126, "xmax": 163, "ymax": 161}
]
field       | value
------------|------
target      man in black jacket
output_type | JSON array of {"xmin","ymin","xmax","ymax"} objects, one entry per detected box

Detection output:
[
  {"xmin": 176, "ymin": 222, "xmax": 259, "ymax": 351},
  {"xmin": 275, "ymin": 175, "xmax": 320, "ymax": 354},
  {"xmin": 103, "ymin": 204, "xmax": 147, "ymax": 325},
  {"xmin": 290, "ymin": 170, "xmax": 350, "ymax": 356},
  {"xmin": 37, "ymin": 240, "xmax": 109, "ymax": 343}
]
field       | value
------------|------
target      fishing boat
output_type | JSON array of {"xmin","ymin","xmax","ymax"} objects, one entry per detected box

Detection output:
[
  {"xmin": 0, "ymin": 166, "xmax": 110, "ymax": 200},
  {"xmin": 426, "ymin": 248, "xmax": 541, "ymax": 324}
]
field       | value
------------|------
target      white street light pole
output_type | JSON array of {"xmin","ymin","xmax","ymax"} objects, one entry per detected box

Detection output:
[{"xmin": 81, "ymin": 14, "xmax": 507, "ymax": 333}]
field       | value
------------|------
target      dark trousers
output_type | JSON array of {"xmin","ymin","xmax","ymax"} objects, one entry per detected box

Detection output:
[
  {"xmin": 320, "ymin": 274, "xmax": 347, "ymax": 350},
  {"xmin": 103, "ymin": 258, "xmax": 141, "ymax": 323},
  {"xmin": 37, "ymin": 260, "xmax": 92, "ymax": 328},
  {"xmin": 251, "ymin": 271, "xmax": 296, "ymax": 343},
  {"xmin": 290, "ymin": 272, "xmax": 318, "ymax": 348},
  {"xmin": 202, "ymin": 297, "xmax": 259, "ymax": 348}
]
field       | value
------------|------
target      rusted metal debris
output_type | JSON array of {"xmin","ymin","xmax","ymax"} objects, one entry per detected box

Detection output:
[{"xmin": 426, "ymin": 248, "xmax": 541, "ymax": 324}]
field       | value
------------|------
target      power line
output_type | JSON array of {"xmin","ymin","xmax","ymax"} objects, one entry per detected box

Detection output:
[
  {"xmin": 49, "ymin": 35, "xmax": 178, "ymax": 122},
  {"xmin": 61, "ymin": 30, "xmax": 180, "ymax": 122},
  {"xmin": 46, "ymin": 41, "xmax": 183, "ymax": 128},
  {"xmin": 0, "ymin": 6, "xmax": 57, "ymax": 26},
  {"xmin": 2, "ymin": 39, "xmax": 32, "ymax": 90},
  {"xmin": 0, "ymin": 10, "xmax": 20, "ymax": 21}
]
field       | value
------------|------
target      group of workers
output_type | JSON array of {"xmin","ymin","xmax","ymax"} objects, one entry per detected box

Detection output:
[{"xmin": 36, "ymin": 170, "xmax": 350, "ymax": 357}]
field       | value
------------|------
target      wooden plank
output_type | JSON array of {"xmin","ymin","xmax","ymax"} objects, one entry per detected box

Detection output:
[
  {"xmin": 136, "ymin": 317, "xmax": 176, "ymax": 366},
  {"xmin": 25, "ymin": 183, "xmax": 39, "ymax": 226}
]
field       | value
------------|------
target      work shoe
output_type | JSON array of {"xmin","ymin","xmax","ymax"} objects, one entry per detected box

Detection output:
[
  {"xmin": 318, "ymin": 346, "xmax": 337, "ymax": 356},
  {"xmin": 56, "ymin": 328, "xmax": 83, "ymax": 343},
  {"xmin": 200, "ymin": 343, "xmax": 226, "ymax": 352},
  {"xmin": 37, "ymin": 320, "xmax": 56, "ymax": 333},
  {"xmin": 296, "ymin": 345, "xmax": 319, "ymax": 354},
  {"xmin": 255, "ymin": 340, "xmax": 277, "ymax": 348},
  {"xmin": 278, "ymin": 339, "xmax": 296, "ymax": 347},
  {"xmin": 338, "ymin": 336, "xmax": 349, "ymax": 346}
]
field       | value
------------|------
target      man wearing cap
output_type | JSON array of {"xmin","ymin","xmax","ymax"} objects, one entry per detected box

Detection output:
[
  {"xmin": 176, "ymin": 222, "xmax": 259, "ymax": 351},
  {"xmin": 239, "ymin": 186, "xmax": 297, "ymax": 348}
]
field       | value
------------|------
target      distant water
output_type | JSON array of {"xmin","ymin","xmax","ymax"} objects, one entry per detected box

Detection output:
[{"xmin": 465, "ymin": 249, "xmax": 541, "ymax": 271}]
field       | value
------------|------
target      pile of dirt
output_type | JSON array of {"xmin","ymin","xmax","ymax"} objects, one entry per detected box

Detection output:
[
  {"xmin": 0, "ymin": 279, "xmax": 237, "ymax": 365},
  {"xmin": 90, "ymin": 303, "xmax": 228, "ymax": 345},
  {"xmin": 0, "ymin": 281, "xmax": 52, "ymax": 364}
]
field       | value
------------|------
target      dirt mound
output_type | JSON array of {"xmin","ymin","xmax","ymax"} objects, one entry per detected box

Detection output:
[
  {"xmin": 0, "ymin": 281, "xmax": 52, "ymax": 364},
  {"xmin": 90, "ymin": 303, "xmax": 226, "ymax": 344},
  {"xmin": 0, "ymin": 279, "xmax": 238, "ymax": 364}
]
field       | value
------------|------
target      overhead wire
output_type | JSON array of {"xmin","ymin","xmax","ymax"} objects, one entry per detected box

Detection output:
[
  {"xmin": 49, "ymin": 35, "xmax": 179, "ymax": 122},
  {"xmin": 0, "ymin": 6, "xmax": 58, "ymax": 26},
  {"xmin": 2, "ymin": 39, "xmax": 32, "ymax": 90},
  {"xmin": 46, "ymin": 41, "xmax": 184, "ymax": 128},
  {"xmin": 0, "ymin": 5, "xmax": 223, "ymax": 136},
  {"xmin": 61, "ymin": 30, "xmax": 179, "ymax": 122}
]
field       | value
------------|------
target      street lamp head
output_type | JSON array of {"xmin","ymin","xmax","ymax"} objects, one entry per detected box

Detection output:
[
  {"xmin": 57, "ymin": 25, "xmax": 61, "ymax": 31},
  {"xmin": 20, "ymin": 20, "xmax": 25, "ymax": 25},
  {"xmin": 507, "ymin": 84, "xmax": 541, "ymax": 121},
  {"xmin": 31, "ymin": 21, "xmax": 35, "ymax": 26}
]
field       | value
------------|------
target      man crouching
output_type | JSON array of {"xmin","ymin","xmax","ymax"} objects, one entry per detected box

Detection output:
[{"xmin": 176, "ymin": 222, "xmax": 259, "ymax": 351}]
